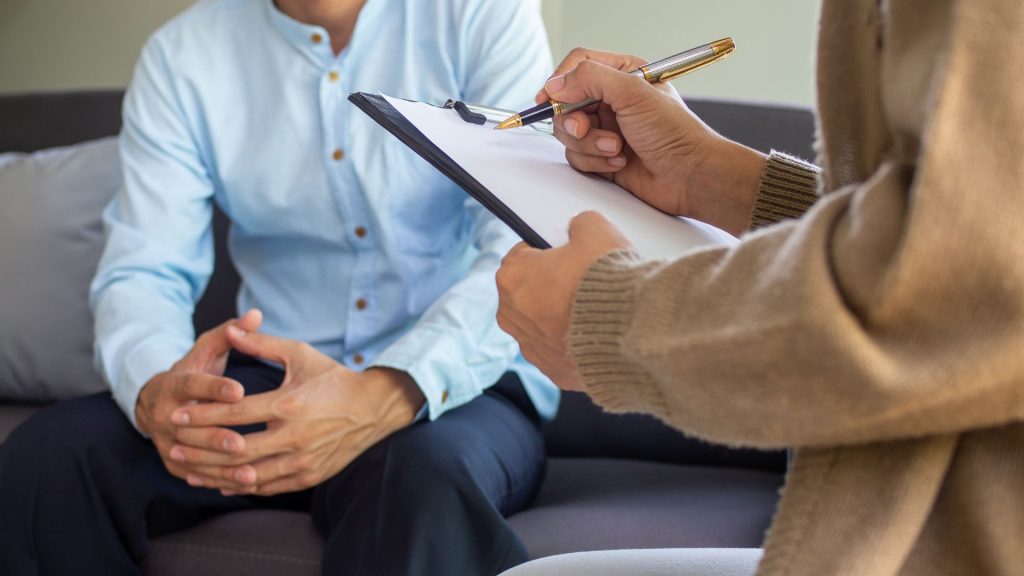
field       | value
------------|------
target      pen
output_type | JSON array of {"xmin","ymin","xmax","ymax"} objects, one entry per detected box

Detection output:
[{"xmin": 496, "ymin": 38, "xmax": 736, "ymax": 131}]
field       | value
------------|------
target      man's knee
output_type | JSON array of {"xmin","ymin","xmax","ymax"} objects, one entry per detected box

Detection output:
[{"xmin": 2, "ymin": 393, "xmax": 135, "ymax": 478}]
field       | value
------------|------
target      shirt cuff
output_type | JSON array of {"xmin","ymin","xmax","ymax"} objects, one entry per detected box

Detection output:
[
  {"xmin": 111, "ymin": 340, "xmax": 188, "ymax": 434},
  {"xmin": 370, "ymin": 325, "xmax": 490, "ymax": 421}
]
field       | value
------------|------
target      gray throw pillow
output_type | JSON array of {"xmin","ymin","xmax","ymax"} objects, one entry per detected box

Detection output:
[{"xmin": 0, "ymin": 137, "xmax": 119, "ymax": 401}]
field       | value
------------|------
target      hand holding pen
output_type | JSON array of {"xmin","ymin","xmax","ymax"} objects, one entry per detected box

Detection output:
[
  {"xmin": 525, "ymin": 45, "xmax": 768, "ymax": 237},
  {"xmin": 497, "ymin": 39, "xmax": 735, "ymax": 131}
]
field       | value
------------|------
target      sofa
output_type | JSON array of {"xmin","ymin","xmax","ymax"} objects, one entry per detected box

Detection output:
[{"xmin": 0, "ymin": 90, "xmax": 815, "ymax": 575}]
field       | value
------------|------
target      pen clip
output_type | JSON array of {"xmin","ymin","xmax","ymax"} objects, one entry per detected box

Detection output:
[{"xmin": 442, "ymin": 99, "xmax": 554, "ymax": 135}]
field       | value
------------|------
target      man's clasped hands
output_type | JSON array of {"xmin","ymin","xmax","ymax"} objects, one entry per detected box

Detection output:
[{"xmin": 136, "ymin": 309, "xmax": 425, "ymax": 497}]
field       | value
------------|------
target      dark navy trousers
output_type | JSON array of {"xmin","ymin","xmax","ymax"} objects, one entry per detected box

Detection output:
[{"xmin": 0, "ymin": 354, "xmax": 546, "ymax": 575}]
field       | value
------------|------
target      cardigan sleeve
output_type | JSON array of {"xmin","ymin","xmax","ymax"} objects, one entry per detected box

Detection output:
[
  {"xmin": 568, "ymin": 5, "xmax": 1024, "ymax": 449},
  {"xmin": 750, "ymin": 152, "xmax": 821, "ymax": 229}
]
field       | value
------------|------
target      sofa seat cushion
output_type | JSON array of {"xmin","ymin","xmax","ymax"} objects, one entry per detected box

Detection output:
[
  {"xmin": 0, "ymin": 402, "xmax": 41, "ymax": 442},
  {"xmin": 143, "ymin": 509, "xmax": 321, "ymax": 576},
  {"xmin": 508, "ymin": 458, "xmax": 781, "ymax": 559}
]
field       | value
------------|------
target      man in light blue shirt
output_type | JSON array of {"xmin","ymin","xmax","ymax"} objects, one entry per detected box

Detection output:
[{"xmin": 0, "ymin": 0, "xmax": 558, "ymax": 574}]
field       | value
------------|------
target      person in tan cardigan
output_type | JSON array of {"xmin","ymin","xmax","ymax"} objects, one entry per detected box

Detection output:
[{"xmin": 495, "ymin": 1, "xmax": 1024, "ymax": 574}]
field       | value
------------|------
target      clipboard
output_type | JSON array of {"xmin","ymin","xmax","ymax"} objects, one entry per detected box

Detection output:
[
  {"xmin": 349, "ymin": 92, "xmax": 736, "ymax": 258},
  {"xmin": 349, "ymin": 92, "xmax": 550, "ymax": 249}
]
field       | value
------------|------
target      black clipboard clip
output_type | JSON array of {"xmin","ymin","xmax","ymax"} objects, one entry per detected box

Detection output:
[{"xmin": 442, "ymin": 99, "xmax": 554, "ymax": 135}]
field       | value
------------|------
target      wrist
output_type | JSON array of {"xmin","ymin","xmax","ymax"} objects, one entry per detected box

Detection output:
[
  {"xmin": 135, "ymin": 375, "xmax": 164, "ymax": 436},
  {"xmin": 365, "ymin": 368, "xmax": 425, "ymax": 429},
  {"xmin": 690, "ymin": 137, "xmax": 767, "ymax": 236}
]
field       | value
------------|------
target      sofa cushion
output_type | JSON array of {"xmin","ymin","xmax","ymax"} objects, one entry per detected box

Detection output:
[
  {"xmin": 508, "ymin": 458, "xmax": 780, "ymax": 559},
  {"xmin": 142, "ymin": 510, "xmax": 321, "ymax": 576},
  {"xmin": 0, "ymin": 403, "xmax": 41, "ymax": 442},
  {"xmin": 0, "ymin": 138, "xmax": 118, "ymax": 401}
]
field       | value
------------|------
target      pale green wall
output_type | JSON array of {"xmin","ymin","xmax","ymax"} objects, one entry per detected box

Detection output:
[
  {"xmin": 0, "ymin": 0, "xmax": 819, "ymax": 106},
  {"xmin": 0, "ymin": 0, "xmax": 195, "ymax": 93},
  {"xmin": 542, "ymin": 0, "xmax": 820, "ymax": 106}
]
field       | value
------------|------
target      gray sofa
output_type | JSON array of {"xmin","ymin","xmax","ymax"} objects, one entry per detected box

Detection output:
[{"xmin": 0, "ymin": 90, "xmax": 815, "ymax": 575}]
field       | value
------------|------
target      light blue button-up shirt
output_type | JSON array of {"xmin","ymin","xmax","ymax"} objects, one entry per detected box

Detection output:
[{"xmin": 90, "ymin": 0, "xmax": 560, "ymax": 430}]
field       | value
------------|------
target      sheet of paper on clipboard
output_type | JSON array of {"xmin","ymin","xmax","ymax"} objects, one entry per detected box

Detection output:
[{"xmin": 350, "ymin": 92, "xmax": 737, "ymax": 260}]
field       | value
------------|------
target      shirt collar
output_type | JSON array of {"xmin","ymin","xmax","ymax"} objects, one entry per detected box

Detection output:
[{"xmin": 264, "ymin": 0, "xmax": 335, "ymax": 66}]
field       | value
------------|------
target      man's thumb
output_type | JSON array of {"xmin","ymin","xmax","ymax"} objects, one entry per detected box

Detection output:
[{"xmin": 235, "ymin": 308, "xmax": 263, "ymax": 333}]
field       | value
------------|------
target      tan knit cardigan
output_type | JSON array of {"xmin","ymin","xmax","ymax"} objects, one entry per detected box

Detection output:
[{"xmin": 569, "ymin": 1, "xmax": 1024, "ymax": 574}]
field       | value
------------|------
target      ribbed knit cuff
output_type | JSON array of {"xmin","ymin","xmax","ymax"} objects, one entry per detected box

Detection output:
[
  {"xmin": 750, "ymin": 151, "xmax": 822, "ymax": 229},
  {"xmin": 569, "ymin": 250, "xmax": 669, "ymax": 416}
]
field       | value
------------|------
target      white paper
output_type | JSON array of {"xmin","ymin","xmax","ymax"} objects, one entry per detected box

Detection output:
[{"xmin": 383, "ymin": 95, "xmax": 737, "ymax": 260}]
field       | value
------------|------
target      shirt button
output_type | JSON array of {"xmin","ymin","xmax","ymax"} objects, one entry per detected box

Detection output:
[
  {"xmin": 353, "ymin": 353, "xmax": 364, "ymax": 365},
  {"xmin": 328, "ymin": 71, "xmax": 340, "ymax": 83},
  {"xmin": 311, "ymin": 32, "xmax": 323, "ymax": 44},
  {"xmin": 355, "ymin": 298, "xmax": 368, "ymax": 311},
  {"xmin": 441, "ymin": 390, "xmax": 450, "ymax": 403},
  {"xmin": 332, "ymin": 148, "xmax": 345, "ymax": 161},
  {"xmin": 354, "ymin": 226, "xmax": 367, "ymax": 238}
]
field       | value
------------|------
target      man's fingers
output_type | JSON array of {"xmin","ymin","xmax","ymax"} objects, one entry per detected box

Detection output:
[
  {"xmin": 254, "ymin": 472, "xmax": 324, "ymax": 497},
  {"xmin": 235, "ymin": 308, "xmax": 263, "ymax": 332},
  {"xmin": 172, "ymin": 390, "xmax": 280, "ymax": 427},
  {"xmin": 184, "ymin": 464, "xmax": 256, "ymax": 490},
  {"xmin": 171, "ymin": 444, "xmax": 249, "ymax": 467},
  {"xmin": 173, "ymin": 373, "xmax": 244, "ymax": 403},
  {"xmin": 190, "ymin": 309, "xmax": 264, "ymax": 365},
  {"xmin": 173, "ymin": 425, "xmax": 246, "ymax": 454},
  {"xmin": 226, "ymin": 327, "xmax": 304, "ymax": 366}
]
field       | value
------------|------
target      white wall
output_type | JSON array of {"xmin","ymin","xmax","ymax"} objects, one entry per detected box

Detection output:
[{"xmin": 0, "ymin": 0, "xmax": 819, "ymax": 106}]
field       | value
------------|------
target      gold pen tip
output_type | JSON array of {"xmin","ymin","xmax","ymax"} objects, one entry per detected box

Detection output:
[
  {"xmin": 496, "ymin": 115, "xmax": 523, "ymax": 130},
  {"xmin": 711, "ymin": 38, "xmax": 736, "ymax": 57}
]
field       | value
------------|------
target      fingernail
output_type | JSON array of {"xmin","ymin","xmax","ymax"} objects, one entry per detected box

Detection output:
[
  {"xmin": 170, "ymin": 446, "xmax": 186, "ymax": 462},
  {"xmin": 563, "ymin": 117, "xmax": 579, "ymax": 138},
  {"xmin": 608, "ymin": 156, "xmax": 628, "ymax": 167},
  {"xmin": 235, "ymin": 467, "xmax": 256, "ymax": 484},
  {"xmin": 221, "ymin": 490, "xmax": 237, "ymax": 497},
  {"xmin": 222, "ymin": 437, "xmax": 241, "ymax": 452},
  {"xmin": 545, "ymin": 74, "xmax": 565, "ymax": 94},
  {"xmin": 597, "ymin": 137, "xmax": 618, "ymax": 153},
  {"xmin": 187, "ymin": 475, "xmax": 204, "ymax": 487},
  {"xmin": 221, "ymin": 382, "xmax": 238, "ymax": 399},
  {"xmin": 171, "ymin": 410, "xmax": 190, "ymax": 425},
  {"xmin": 534, "ymin": 88, "xmax": 547, "ymax": 102},
  {"xmin": 227, "ymin": 325, "xmax": 246, "ymax": 338}
]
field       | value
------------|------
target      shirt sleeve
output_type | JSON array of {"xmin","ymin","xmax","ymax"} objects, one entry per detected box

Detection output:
[
  {"xmin": 568, "ymin": 13, "xmax": 1024, "ymax": 449},
  {"xmin": 89, "ymin": 36, "xmax": 215, "ymax": 431},
  {"xmin": 370, "ymin": 0, "xmax": 553, "ymax": 420}
]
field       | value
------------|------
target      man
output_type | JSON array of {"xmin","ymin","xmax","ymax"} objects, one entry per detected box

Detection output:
[
  {"xmin": 0, "ymin": 0, "xmax": 558, "ymax": 574},
  {"xmin": 497, "ymin": 1, "xmax": 1024, "ymax": 574}
]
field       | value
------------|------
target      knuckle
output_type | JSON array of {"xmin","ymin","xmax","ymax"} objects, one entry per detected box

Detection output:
[
  {"xmin": 228, "ymin": 402, "xmax": 247, "ymax": 419},
  {"xmin": 576, "ymin": 59, "xmax": 600, "ymax": 75}
]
